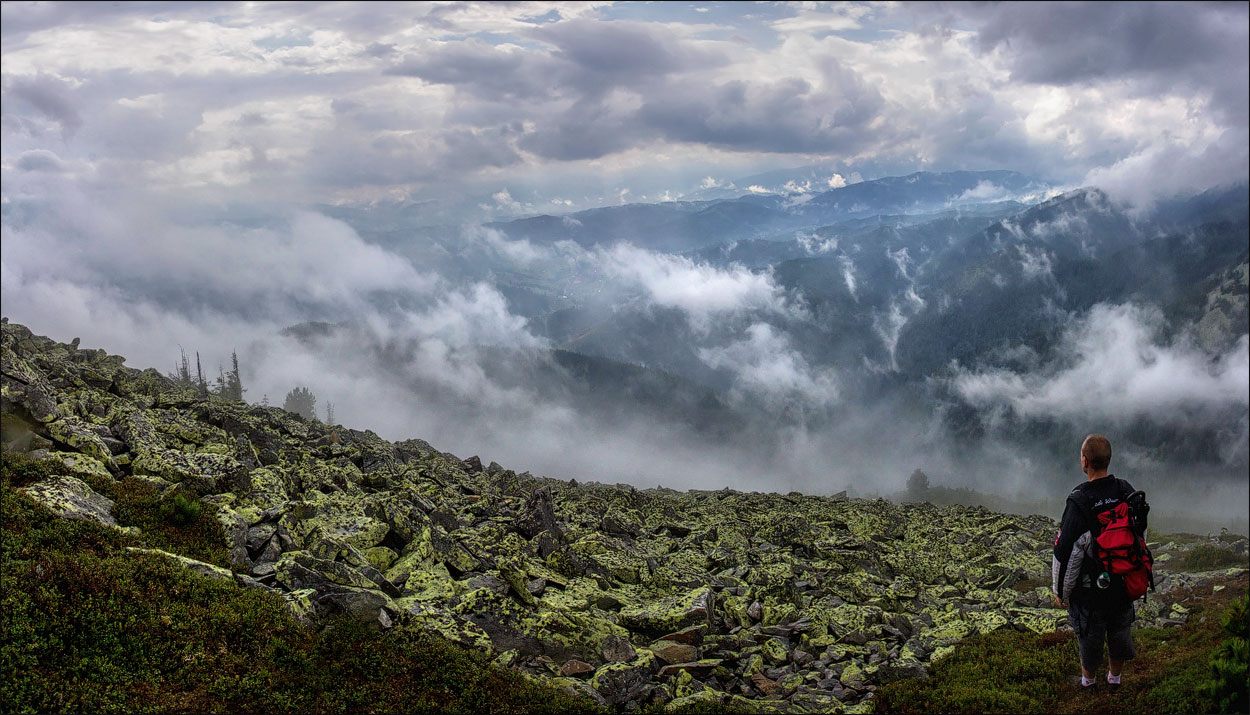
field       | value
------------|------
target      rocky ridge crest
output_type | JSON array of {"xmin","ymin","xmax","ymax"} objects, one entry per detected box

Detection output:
[{"xmin": 2, "ymin": 319, "xmax": 1243, "ymax": 713}]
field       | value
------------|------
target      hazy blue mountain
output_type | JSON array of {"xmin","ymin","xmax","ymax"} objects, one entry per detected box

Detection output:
[
  {"xmin": 304, "ymin": 170, "xmax": 1247, "ymax": 483},
  {"xmin": 486, "ymin": 171, "xmax": 1047, "ymax": 253},
  {"xmin": 894, "ymin": 191, "xmax": 1248, "ymax": 376},
  {"xmin": 793, "ymin": 170, "xmax": 1045, "ymax": 224}
]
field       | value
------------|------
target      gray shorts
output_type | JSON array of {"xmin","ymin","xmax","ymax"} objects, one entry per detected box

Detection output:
[{"xmin": 1068, "ymin": 596, "xmax": 1136, "ymax": 668}]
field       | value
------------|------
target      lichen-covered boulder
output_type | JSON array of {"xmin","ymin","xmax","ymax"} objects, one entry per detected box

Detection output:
[
  {"xmin": 397, "ymin": 598, "xmax": 493, "ymax": 651},
  {"xmin": 590, "ymin": 651, "xmax": 659, "ymax": 706},
  {"xmin": 127, "ymin": 547, "xmax": 234, "ymax": 581},
  {"xmin": 20, "ymin": 475, "xmax": 121, "ymax": 530},
  {"xmin": 278, "ymin": 492, "xmax": 391, "ymax": 553},
  {"xmin": 1, "ymin": 350, "xmax": 60, "ymax": 423},
  {"xmin": 132, "ymin": 448, "xmax": 244, "ymax": 495},
  {"xmin": 619, "ymin": 586, "xmax": 714, "ymax": 637},
  {"xmin": 45, "ymin": 417, "xmax": 118, "ymax": 472}
]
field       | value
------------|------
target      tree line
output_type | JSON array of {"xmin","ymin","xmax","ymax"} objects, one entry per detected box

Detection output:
[
  {"xmin": 171, "ymin": 348, "xmax": 244, "ymax": 402},
  {"xmin": 170, "ymin": 349, "xmax": 335, "ymax": 424}
]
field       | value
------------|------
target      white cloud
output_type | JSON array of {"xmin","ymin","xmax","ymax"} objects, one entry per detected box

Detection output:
[
  {"xmin": 839, "ymin": 254, "xmax": 857, "ymax": 300},
  {"xmin": 873, "ymin": 287, "xmax": 925, "ymax": 371},
  {"xmin": 698, "ymin": 323, "xmax": 839, "ymax": 408},
  {"xmin": 1083, "ymin": 129, "xmax": 1250, "ymax": 211},
  {"xmin": 464, "ymin": 225, "xmax": 547, "ymax": 266},
  {"xmin": 594, "ymin": 243, "xmax": 795, "ymax": 330},
  {"xmin": 1016, "ymin": 244, "xmax": 1053, "ymax": 281},
  {"xmin": 796, "ymin": 231, "xmax": 838, "ymax": 254},
  {"xmin": 956, "ymin": 180, "xmax": 1007, "ymax": 202},
  {"xmin": 954, "ymin": 303, "xmax": 1250, "ymax": 437}
]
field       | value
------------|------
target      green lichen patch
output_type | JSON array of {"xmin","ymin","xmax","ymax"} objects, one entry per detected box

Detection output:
[{"xmin": 5, "ymin": 322, "xmax": 1248, "ymax": 714}]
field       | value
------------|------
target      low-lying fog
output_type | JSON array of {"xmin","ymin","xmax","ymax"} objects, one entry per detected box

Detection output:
[{"xmin": 3, "ymin": 190, "xmax": 1246, "ymax": 535}]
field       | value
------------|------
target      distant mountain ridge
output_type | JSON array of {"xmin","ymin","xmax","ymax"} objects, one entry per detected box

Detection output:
[{"xmin": 487, "ymin": 170, "xmax": 1049, "ymax": 253}]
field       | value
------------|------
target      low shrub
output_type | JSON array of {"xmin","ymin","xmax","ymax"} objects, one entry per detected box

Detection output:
[
  {"xmin": 1176, "ymin": 543, "xmax": 1249, "ymax": 572},
  {"xmin": 161, "ymin": 491, "xmax": 202, "ymax": 526},
  {"xmin": 1207, "ymin": 596, "xmax": 1249, "ymax": 714},
  {"xmin": 873, "ymin": 584, "xmax": 1250, "ymax": 715},
  {"xmin": 109, "ymin": 478, "xmax": 229, "ymax": 566},
  {"xmin": 0, "ymin": 456, "xmax": 597, "ymax": 714},
  {"xmin": 872, "ymin": 629, "xmax": 1071, "ymax": 714}
]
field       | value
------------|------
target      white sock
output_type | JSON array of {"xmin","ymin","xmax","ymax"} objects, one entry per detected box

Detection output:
[
  {"xmin": 1107, "ymin": 673, "xmax": 1121, "ymax": 684},
  {"xmin": 1081, "ymin": 675, "xmax": 1096, "ymax": 687}
]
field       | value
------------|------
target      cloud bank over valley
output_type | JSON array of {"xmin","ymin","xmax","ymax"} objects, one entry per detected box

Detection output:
[{"xmin": 2, "ymin": 2, "xmax": 1247, "ymax": 531}]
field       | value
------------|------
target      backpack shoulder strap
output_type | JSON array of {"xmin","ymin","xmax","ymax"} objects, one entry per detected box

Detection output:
[{"xmin": 1115, "ymin": 477, "xmax": 1134, "ymax": 500}]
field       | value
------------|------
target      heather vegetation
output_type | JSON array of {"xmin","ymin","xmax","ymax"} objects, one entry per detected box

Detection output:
[
  {"xmin": 3, "ymin": 321, "xmax": 1246, "ymax": 713},
  {"xmin": 873, "ymin": 580, "xmax": 1249, "ymax": 715},
  {"xmin": 0, "ymin": 451, "xmax": 594, "ymax": 715}
]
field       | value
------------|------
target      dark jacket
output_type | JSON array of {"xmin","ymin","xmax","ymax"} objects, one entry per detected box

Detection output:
[{"xmin": 1052, "ymin": 475, "xmax": 1135, "ymax": 603}]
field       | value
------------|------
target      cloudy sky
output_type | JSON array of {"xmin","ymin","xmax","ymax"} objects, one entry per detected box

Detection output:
[
  {"xmin": 2, "ymin": 2, "xmax": 1247, "ymax": 522},
  {"xmin": 3, "ymin": 1, "xmax": 1247, "ymax": 220}
]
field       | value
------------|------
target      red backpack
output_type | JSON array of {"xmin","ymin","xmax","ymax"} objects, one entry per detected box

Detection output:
[{"xmin": 1082, "ymin": 484, "xmax": 1155, "ymax": 600}]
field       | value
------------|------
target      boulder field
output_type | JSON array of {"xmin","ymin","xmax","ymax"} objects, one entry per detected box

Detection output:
[{"xmin": 2, "ymin": 319, "xmax": 1245, "ymax": 713}]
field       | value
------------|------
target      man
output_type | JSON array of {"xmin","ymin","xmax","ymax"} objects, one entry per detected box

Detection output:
[{"xmin": 1052, "ymin": 434, "xmax": 1137, "ymax": 690}]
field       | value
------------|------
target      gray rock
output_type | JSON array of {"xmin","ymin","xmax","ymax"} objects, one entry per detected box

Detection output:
[
  {"xmin": 602, "ymin": 635, "xmax": 637, "ymax": 663},
  {"xmin": 246, "ymin": 523, "xmax": 277, "ymax": 556},
  {"xmin": 590, "ymin": 653, "xmax": 659, "ymax": 706},
  {"xmin": 747, "ymin": 601, "xmax": 763, "ymax": 621},
  {"xmin": 468, "ymin": 572, "xmax": 510, "ymax": 595},
  {"xmin": 20, "ymin": 475, "xmax": 120, "ymax": 529}
]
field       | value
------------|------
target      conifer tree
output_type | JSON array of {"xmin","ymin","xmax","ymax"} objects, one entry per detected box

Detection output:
[
  {"xmin": 172, "ymin": 347, "xmax": 192, "ymax": 386},
  {"xmin": 223, "ymin": 350, "xmax": 245, "ymax": 401},
  {"xmin": 195, "ymin": 352, "xmax": 209, "ymax": 397},
  {"xmin": 283, "ymin": 386, "xmax": 317, "ymax": 420},
  {"xmin": 325, "ymin": 401, "xmax": 335, "ymax": 426},
  {"xmin": 906, "ymin": 469, "xmax": 930, "ymax": 500}
]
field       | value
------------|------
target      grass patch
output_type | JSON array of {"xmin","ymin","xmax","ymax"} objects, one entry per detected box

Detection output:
[
  {"xmin": 873, "ymin": 574, "xmax": 1250, "ymax": 715},
  {"xmin": 1147, "ymin": 528, "xmax": 1208, "ymax": 546},
  {"xmin": 1, "ymin": 452, "xmax": 597, "ymax": 714},
  {"xmin": 1172, "ymin": 543, "xmax": 1249, "ymax": 573},
  {"xmin": 871, "ymin": 630, "xmax": 1071, "ymax": 714},
  {"xmin": 109, "ymin": 477, "xmax": 229, "ymax": 566}
]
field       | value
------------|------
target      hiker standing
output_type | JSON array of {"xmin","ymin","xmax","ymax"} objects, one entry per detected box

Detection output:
[{"xmin": 1051, "ymin": 434, "xmax": 1153, "ymax": 690}]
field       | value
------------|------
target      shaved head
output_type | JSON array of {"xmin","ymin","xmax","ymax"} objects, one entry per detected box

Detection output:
[{"xmin": 1082, "ymin": 434, "xmax": 1112, "ymax": 471}]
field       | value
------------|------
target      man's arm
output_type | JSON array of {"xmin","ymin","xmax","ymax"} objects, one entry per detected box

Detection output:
[{"xmin": 1052, "ymin": 495, "xmax": 1086, "ymax": 604}]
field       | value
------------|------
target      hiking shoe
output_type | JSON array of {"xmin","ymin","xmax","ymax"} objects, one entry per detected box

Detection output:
[{"xmin": 1068, "ymin": 675, "xmax": 1097, "ymax": 689}]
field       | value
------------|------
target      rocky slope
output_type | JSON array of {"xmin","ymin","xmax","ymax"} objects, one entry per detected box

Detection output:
[{"xmin": 2, "ymin": 319, "xmax": 1245, "ymax": 714}]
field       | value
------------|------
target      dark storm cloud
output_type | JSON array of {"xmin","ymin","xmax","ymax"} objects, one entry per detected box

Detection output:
[
  {"xmin": 6, "ymin": 74, "xmax": 83, "ymax": 139},
  {"xmin": 635, "ymin": 57, "xmax": 888, "ymax": 155},
  {"xmin": 954, "ymin": 1, "xmax": 1249, "ymax": 123},
  {"xmin": 387, "ymin": 40, "xmax": 566, "ymax": 100},
  {"xmin": 389, "ymin": 19, "xmax": 728, "ymax": 101},
  {"xmin": 396, "ymin": 20, "xmax": 891, "ymax": 162},
  {"xmin": 515, "ymin": 97, "xmax": 648, "ymax": 161},
  {"xmin": 302, "ymin": 117, "xmax": 524, "ymax": 189},
  {"xmin": 529, "ymin": 18, "xmax": 730, "ymax": 93}
]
